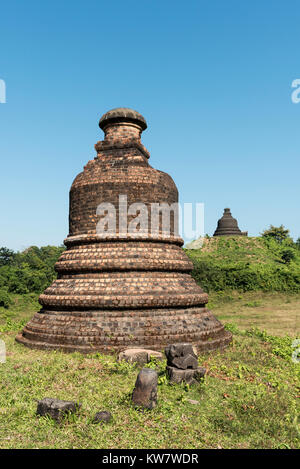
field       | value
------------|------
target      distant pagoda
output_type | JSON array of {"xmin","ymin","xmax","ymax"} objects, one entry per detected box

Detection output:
[{"xmin": 213, "ymin": 208, "xmax": 247, "ymax": 237}]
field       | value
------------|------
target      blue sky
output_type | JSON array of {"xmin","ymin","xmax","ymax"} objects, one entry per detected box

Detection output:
[{"xmin": 0, "ymin": 0, "xmax": 299, "ymax": 250}]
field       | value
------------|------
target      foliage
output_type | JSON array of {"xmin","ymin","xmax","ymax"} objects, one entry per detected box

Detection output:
[
  {"xmin": 0, "ymin": 288, "xmax": 12, "ymax": 309},
  {"xmin": 281, "ymin": 248, "xmax": 296, "ymax": 264},
  {"xmin": 225, "ymin": 323, "xmax": 298, "ymax": 364},
  {"xmin": 0, "ymin": 247, "xmax": 15, "ymax": 266},
  {"xmin": 244, "ymin": 327, "xmax": 297, "ymax": 363},
  {"xmin": 0, "ymin": 245, "xmax": 65, "ymax": 295},
  {"xmin": 261, "ymin": 225, "xmax": 290, "ymax": 243},
  {"xmin": 0, "ymin": 317, "xmax": 27, "ymax": 332},
  {"xmin": 186, "ymin": 236, "xmax": 300, "ymax": 292}
]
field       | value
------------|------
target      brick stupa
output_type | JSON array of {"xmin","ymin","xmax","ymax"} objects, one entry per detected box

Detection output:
[
  {"xmin": 213, "ymin": 208, "xmax": 247, "ymax": 237},
  {"xmin": 16, "ymin": 108, "xmax": 232, "ymax": 353}
]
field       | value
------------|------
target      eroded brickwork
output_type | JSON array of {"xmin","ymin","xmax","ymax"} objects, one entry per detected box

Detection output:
[{"xmin": 16, "ymin": 108, "xmax": 232, "ymax": 353}]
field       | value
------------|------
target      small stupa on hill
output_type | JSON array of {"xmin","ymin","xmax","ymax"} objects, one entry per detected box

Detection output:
[
  {"xmin": 213, "ymin": 208, "xmax": 247, "ymax": 237},
  {"xmin": 16, "ymin": 108, "xmax": 232, "ymax": 354}
]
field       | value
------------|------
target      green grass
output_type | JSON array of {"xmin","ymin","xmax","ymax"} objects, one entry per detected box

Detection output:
[
  {"xmin": 0, "ymin": 293, "xmax": 39, "ymax": 332},
  {"xmin": 0, "ymin": 294, "xmax": 299, "ymax": 449},
  {"xmin": 207, "ymin": 290, "xmax": 300, "ymax": 337}
]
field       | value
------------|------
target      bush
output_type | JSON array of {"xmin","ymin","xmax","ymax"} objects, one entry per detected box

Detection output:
[
  {"xmin": 0, "ymin": 288, "xmax": 12, "ymax": 308},
  {"xmin": 191, "ymin": 258, "xmax": 300, "ymax": 292},
  {"xmin": 281, "ymin": 249, "xmax": 296, "ymax": 264}
]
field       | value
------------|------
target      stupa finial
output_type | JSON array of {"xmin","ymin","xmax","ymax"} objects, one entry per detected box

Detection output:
[{"xmin": 99, "ymin": 107, "xmax": 147, "ymax": 131}]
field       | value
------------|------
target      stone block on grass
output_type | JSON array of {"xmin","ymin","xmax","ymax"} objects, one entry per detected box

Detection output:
[
  {"xmin": 132, "ymin": 368, "xmax": 158, "ymax": 409},
  {"xmin": 165, "ymin": 343, "xmax": 198, "ymax": 369},
  {"xmin": 118, "ymin": 348, "xmax": 163, "ymax": 366},
  {"xmin": 92, "ymin": 411, "xmax": 112, "ymax": 424},
  {"xmin": 36, "ymin": 398, "xmax": 81, "ymax": 422},
  {"xmin": 166, "ymin": 366, "xmax": 206, "ymax": 385}
]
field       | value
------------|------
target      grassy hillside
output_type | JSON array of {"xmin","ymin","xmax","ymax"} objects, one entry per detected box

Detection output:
[{"xmin": 186, "ymin": 236, "xmax": 300, "ymax": 292}]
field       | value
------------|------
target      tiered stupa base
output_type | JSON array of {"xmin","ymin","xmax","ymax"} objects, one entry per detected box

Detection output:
[
  {"xmin": 16, "ymin": 306, "xmax": 231, "ymax": 354},
  {"xmin": 16, "ymin": 237, "xmax": 232, "ymax": 354}
]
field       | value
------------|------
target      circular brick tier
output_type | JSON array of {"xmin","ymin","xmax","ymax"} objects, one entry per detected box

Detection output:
[
  {"xmin": 39, "ymin": 272, "xmax": 208, "ymax": 308},
  {"xmin": 55, "ymin": 241, "xmax": 192, "ymax": 272},
  {"xmin": 17, "ymin": 306, "xmax": 231, "ymax": 354},
  {"xmin": 16, "ymin": 108, "xmax": 232, "ymax": 353}
]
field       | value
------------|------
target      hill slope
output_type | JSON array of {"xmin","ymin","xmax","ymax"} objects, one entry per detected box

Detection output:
[{"xmin": 186, "ymin": 236, "xmax": 300, "ymax": 292}]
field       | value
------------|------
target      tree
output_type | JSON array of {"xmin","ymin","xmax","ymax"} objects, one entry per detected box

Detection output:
[
  {"xmin": 261, "ymin": 225, "xmax": 290, "ymax": 244},
  {"xmin": 296, "ymin": 237, "xmax": 300, "ymax": 250},
  {"xmin": 0, "ymin": 247, "xmax": 15, "ymax": 266}
]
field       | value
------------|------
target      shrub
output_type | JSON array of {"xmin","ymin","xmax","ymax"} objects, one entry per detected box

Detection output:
[
  {"xmin": 281, "ymin": 249, "xmax": 296, "ymax": 264},
  {"xmin": 0, "ymin": 288, "xmax": 12, "ymax": 308}
]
